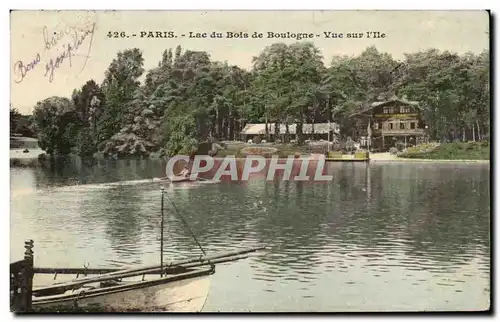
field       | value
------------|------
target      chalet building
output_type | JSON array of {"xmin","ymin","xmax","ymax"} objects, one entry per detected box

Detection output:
[
  {"xmin": 351, "ymin": 97, "xmax": 428, "ymax": 151},
  {"xmin": 240, "ymin": 122, "xmax": 339, "ymax": 142}
]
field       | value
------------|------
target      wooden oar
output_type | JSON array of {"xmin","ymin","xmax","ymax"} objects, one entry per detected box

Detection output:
[
  {"xmin": 33, "ymin": 246, "xmax": 265, "ymax": 293},
  {"xmin": 34, "ymin": 254, "xmax": 249, "ymax": 275},
  {"xmin": 153, "ymin": 173, "xmax": 215, "ymax": 183},
  {"xmin": 33, "ymin": 254, "xmax": 251, "ymax": 296},
  {"xmin": 33, "ymin": 266, "xmax": 215, "ymax": 296}
]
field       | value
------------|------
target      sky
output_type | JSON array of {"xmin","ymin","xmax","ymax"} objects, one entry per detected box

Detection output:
[{"xmin": 10, "ymin": 10, "xmax": 490, "ymax": 114}]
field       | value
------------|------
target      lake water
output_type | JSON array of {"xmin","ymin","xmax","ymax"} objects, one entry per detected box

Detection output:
[{"xmin": 10, "ymin": 159, "xmax": 491, "ymax": 312}]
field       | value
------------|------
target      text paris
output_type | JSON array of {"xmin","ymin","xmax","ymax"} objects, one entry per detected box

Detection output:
[{"xmin": 44, "ymin": 23, "xmax": 96, "ymax": 83}]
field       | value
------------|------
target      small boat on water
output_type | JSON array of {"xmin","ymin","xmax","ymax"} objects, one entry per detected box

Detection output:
[
  {"xmin": 167, "ymin": 173, "xmax": 215, "ymax": 183},
  {"xmin": 11, "ymin": 187, "xmax": 265, "ymax": 312},
  {"xmin": 169, "ymin": 175, "xmax": 194, "ymax": 183}
]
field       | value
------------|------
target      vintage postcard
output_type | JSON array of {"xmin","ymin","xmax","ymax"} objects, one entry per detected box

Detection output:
[{"xmin": 10, "ymin": 10, "xmax": 490, "ymax": 313}]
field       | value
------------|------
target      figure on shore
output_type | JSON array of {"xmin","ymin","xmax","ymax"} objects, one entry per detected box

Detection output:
[{"xmin": 179, "ymin": 165, "xmax": 190, "ymax": 177}]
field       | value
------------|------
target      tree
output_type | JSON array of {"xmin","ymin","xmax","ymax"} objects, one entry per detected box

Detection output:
[
  {"xmin": 99, "ymin": 48, "xmax": 145, "ymax": 144},
  {"xmin": 71, "ymin": 80, "xmax": 105, "ymax": 156},
  {"xmin": 10, "ymin": 107, "xmax": 35, "ymax": 137},
  {"xmin": 251, "ymin": 42, "xmax": 325, "ymax": 143},
  {"xmin": 32, "ymin": 97, "xmax": 77, "ymax": 155},
  {"xmin": 103, "ymin": 108, "xmax": 160, "ymax": 158},
  {"xmin": 399, "ymin": 49, "xmax": 489, "ymax": 141}
]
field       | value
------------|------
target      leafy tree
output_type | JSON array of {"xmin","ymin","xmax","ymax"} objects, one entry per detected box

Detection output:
[
  {"xmin": 32, "ymin": 97, "xmax": 77, "ymax": 155},
  {"xmin": 10, "ymin": 107, "xmax": 35, "ymax": 137},
  {"xmin": 71, "ymin": 80, "xmax": 105, "ymax": 156},
  {"xmin": 99, "ymin": 48, "xmax": 145, "ymax": 144},
  {"xmin": 251, "ymin": 42, "xmax": 324, "ymax": 143},
  {"xmin": 103, "ymin": 107, "xmax": 159, "ymax": 158}
]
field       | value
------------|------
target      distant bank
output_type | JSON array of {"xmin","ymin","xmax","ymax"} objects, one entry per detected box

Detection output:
[
  {"xmin": 10, "ymin": 136, "xmax": 38, "ymax": 149},
  {"xmin": 10, "ymin": 137, "xmax": 44, "ymax": 166},
  {"xmin": 9, "ymin": 137, "xmax": 490, "ymax": 165},
  {"xmin": 370, "ymin": 153, "xmax": 490, "ymax": 163}
]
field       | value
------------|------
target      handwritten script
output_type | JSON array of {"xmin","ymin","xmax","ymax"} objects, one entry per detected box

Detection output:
[{"xmin": 13, "ymin": 22, "xmax": 96, "ymax": 84}]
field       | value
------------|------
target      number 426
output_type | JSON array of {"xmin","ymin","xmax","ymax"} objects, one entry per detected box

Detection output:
[{"xmin": 107, "ymin": 31, "xmax": 128, "ymax": 38}]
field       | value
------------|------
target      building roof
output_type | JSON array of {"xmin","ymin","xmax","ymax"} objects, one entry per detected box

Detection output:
[
  {"xmin": 349, "ymin": 97, "xmax": 422, "ymax": 118},
  {"xmin": 241, "ymin": 122, "xmax": 339, "ymax": 135},
  {"xmin": 370, "ymin": 98, "xmax": 420, "ymax": 108}
]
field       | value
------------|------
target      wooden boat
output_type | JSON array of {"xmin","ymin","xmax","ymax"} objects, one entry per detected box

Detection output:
[
  {"xmin": 169, "ymin": 175, "xmax": 193, "ymax": 183},
  {"xmin": 168, "ymin": 174, "xmax": 214, "ymax": 183},
  {"xmin": 31, "ymin": 265, "xmax": 214, "ymax": 312}
]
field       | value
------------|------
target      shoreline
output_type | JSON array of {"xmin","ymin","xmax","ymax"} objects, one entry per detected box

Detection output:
[
  {"xmin": 368, "ymin": 152, "xmax": 489, "ymax": 163},
  {"xmin": 370, "ymin": 158, "xmax": 490, "ymax": 164},
  {"xmin": 9, "ymin": 150, "xmax": 490, "ymax": 164}
]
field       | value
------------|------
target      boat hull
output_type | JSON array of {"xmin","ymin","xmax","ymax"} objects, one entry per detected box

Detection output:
[
  {"xmin": 32, "ymin": 275, "xmax": 211, "ymax": 312},
  {"xmin": 171, "ymin": 177, "xmax": 191, "ymax": 183}
]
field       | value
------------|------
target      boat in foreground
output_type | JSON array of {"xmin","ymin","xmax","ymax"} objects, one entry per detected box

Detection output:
[
  {"xmin": 13, "ymin": 241, "xmax": 263, "ymax": 312},
  {"xmin": 31, "ymin": 265, "xmax": 214, "ymax": 312},
  {"xmin": 11, "ymin": 187, "xmax": 265, "ymax": 312}
]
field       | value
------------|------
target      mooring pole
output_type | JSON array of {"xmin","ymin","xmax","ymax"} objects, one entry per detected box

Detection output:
[
  {"xmin": 24, "ymin": 239, "xmax": 34, "ymax": 312},
  {"xmin": 160, "ymin": 187, "xmax": 165, "ymax": 277}
]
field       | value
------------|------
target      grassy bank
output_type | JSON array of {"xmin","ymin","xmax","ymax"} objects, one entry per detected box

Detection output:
[
  {"xmin": 217, "ymin": 143, "xmax": 312, "ymax": 158},
  {"xmin": 398, "ymin": 141, "xmax": 490, "ymax": 160}
]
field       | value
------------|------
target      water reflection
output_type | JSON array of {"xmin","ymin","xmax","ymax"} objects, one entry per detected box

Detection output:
[{"xmin": 10, "ymin": 159, "xmax": 490, "ymax": 311}]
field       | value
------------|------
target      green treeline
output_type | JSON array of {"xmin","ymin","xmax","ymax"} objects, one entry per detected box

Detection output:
[
  {"xmin": 22, "ymin": 43, "xmax": 489, "ymax": 158},
  {"xmin": 10, "ymin": 106, "xmax": 35, "ymax": 138}
]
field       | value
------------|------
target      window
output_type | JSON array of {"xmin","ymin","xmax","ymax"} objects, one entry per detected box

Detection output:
[
  {"xmin": 410, "ymin": 122, "xmax": 416, "ymax": 129},
  {"xmin": 373, "ymin": 122, "xmax": 379, "ymax": 130},
  {"xmin": 400, "ymin": 122, "xmax": 405, "ymax": 129},
  {"xmin": 383, "ymin": 108, "xmax": 388, "ymax": 114},
  {"xmin": 389, "ymin": 123, "xmax": 393, "ymax": 130}
]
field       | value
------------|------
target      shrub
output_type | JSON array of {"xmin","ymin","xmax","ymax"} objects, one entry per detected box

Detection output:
[
  {"xmin": 395, "ymin": 141, "xmax": 406, "ymax": 151},
  {"xmin": 398, "ymin": 141, "xmax": 489, "ymax": 160},
  {"xmin": 345, "ymin": 137, "xmax": 355, "ymax": 153},
  {"xmin": 389, "ymin": 147, "xmax": 399, "ymax": 155},
  {"xmin": 253, "ymin": 135, "xmax": 262, "ymax": 144}
]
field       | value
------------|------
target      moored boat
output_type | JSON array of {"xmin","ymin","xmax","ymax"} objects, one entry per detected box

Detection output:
[
  {"xmin": 10, "ymin": 187, "xmax": 265, "ymax": 313},
  {"xmin": 31, "ymin": 265, "xmax": 214, "ymax": 312}
]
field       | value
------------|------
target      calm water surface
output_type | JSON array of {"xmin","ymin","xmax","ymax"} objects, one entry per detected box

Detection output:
[{"xmin": 10, "ymin": 159, "xmax": 490, "ymax": 312}]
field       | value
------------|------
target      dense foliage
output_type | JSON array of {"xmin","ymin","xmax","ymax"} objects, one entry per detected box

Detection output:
[
  {"xmin": 10, "ymin": 107, "xmax": 35, "ymax": 137},
  {"xmin": 23, "ymin": 43, "xmax": 489, "ymax": 158}
]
